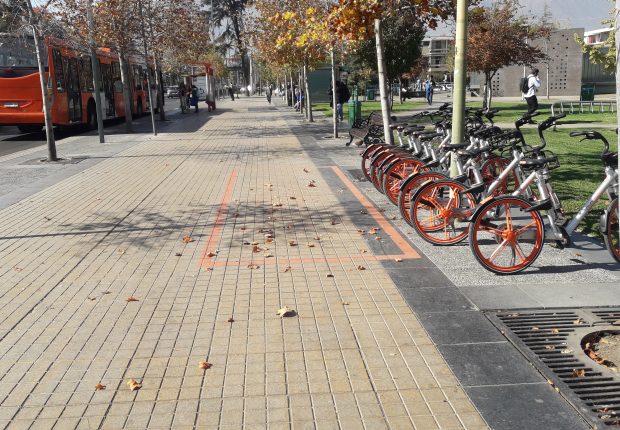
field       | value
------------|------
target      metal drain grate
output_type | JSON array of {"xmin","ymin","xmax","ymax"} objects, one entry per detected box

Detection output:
[{"xmin": 488, "ymin": 308, "xmax": 620, "ymax": 427}]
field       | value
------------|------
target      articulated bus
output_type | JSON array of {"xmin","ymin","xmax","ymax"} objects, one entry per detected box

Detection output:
[{"xmin": 0, "ymin": 35, "xmax": 157, "ymax": 133}]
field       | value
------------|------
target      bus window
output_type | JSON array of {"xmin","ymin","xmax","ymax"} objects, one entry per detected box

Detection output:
[
  {"xmin": 52, "ymin": 49, "xmax": 64, "ymax": 91},
  {"xmin": 79, "ymin": 57, "xmax": 94, "ymax": 92},
  {"xmin": 132, "ymin": 65, "xmax": 142, "ymax": 90},
  {"xmin": 112, "ymin": 61, "xmax": 122, "ymax": 93}
]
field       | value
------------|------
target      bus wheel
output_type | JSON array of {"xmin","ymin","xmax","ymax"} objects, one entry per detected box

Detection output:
[
  {"xmin": 87, "ymin": 103, "xmax": 97, "ymax": 130},
  {"xmin": 17, "ymin": 124, "xmax": 42, "ymax": 133}
]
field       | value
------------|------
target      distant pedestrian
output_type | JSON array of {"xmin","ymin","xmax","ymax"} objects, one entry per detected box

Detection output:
[
  {"xmin": 266, "ymin": 84, "xmax": 272, "ymax": 104},
  {"xmin": 523, "ymin": 68, "xmax": 541, "ymax": 117},
  {"xmin": 328, "ymin": 80, "xmax": 350, "ymax": 122},
  {"xmin": 424, "ymin": 76, "xmax": 434, "ymax": 105},
  {"xmin": 228, "ymin": 85, "xmax": 235, "ymax": 101},
  {"xmin": 179, "ymin": 82, "xmax": 188, "ymax": 113}
]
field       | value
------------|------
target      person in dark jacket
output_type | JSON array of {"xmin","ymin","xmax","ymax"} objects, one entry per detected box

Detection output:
[{"xmin": 328, "ymin": 81, "xmax": 350, "ymax": 122}]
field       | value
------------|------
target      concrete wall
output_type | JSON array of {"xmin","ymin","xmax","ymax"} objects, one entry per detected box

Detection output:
[{"xmin": 485, "ymin": 28, "xmax": 584, "ymax": 98}]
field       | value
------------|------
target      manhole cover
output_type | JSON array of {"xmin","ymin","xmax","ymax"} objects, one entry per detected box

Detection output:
[{"xmin": 488, "ymin": 308, "xmax": 620, "ymax": 427}]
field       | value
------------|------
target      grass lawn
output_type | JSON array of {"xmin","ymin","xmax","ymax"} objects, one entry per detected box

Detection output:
[
  {"xmin": 467, "ymin": 101, "xmax": 617, "ymax": 126},
  {"xmin": 313, "ymin": 99, "xmax": 427, "ymax": 120},
  {"xmin": 509, "ymin": 127, "xmax": 617, "ymax": 237}
]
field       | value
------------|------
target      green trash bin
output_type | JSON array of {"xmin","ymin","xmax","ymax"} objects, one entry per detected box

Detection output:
[
  {"xmin": 348, "ymin": 100, "xmax": 361, "ymax": 126},
  {"xmin": 366, "ymin": 88, "xmax": 375, "ymax": 101},
  {"xmin": 580, "ymin": 84, "xmax": 595, "ymax": 101}
]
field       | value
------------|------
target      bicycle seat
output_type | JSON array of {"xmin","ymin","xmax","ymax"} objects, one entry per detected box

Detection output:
[
  {"xmin": 404, "ymin": 126, "xmax": 424, "ymax": 135},
  {"xmin": 418, "ymin": 132, "xmax": 444, "ymax": 142},
  {"xmin": 457, "ymin": 147, "xmax": 488, "ymax": 158},
  {"xmin": 441, "ymin": 142, "xmax": 469, "ymax": 150}
]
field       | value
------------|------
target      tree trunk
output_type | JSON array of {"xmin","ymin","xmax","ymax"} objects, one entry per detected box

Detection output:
[
  {"xmin": 398, "ymin": 77, "xmax": 403, "ymax": 104},
  {"xmin": 154, "ymin": 56, "xmax": 165, "ymax": 121},
  {"xmin": 330, "ymin": 48, "xmax": 338, "ymax": 138},
  {"xmin": 31, "ymin": 26, "xmax": 57, "ymax": 160},
  {"xmin": 374, "ymin": 18, "xmax": 393, "ymax": 145},
  {"xmin": 289, "ymin": 70, "xmax": 294, "ymax": 107},
  {"xmin": 117, "ymin": 48, "xmax": 133, "ymax": 133},
  {"xmin": 86, "ymin": 0, "xmax": 104, "ymax": 143},
  {"xmin": 303, "ymin": 62, "xmax": 313, "ymax": 122}
]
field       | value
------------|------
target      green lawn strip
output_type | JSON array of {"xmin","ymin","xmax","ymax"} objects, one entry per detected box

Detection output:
[
  {"xmin": 313, "ymin": 99, "xmax": 427, "ymax": 119},
  {"xmin": 468, "ymin": 101, "xmax": 617, "ymax": 125},
  {"xmin": 520, "ymin": 127, "xmax": 617, "ymax": 237}
]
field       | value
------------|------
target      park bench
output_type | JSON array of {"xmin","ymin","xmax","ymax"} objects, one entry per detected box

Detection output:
[{"xmin": 347, "ymin": 111, "xmax": 392, "ymax": 146}]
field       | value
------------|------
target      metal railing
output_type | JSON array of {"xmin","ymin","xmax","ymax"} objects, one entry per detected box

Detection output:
[{"xmin": 550, "ymin": 100, "xmax": 617, "ymax": 116}]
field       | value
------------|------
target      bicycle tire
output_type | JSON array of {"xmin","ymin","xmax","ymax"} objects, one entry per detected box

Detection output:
[
  {"xmin": 398, "ymin": 171, "xmax": 447, "ymax": 226},
  {"xmin": 382, "ymin": 157, "xmax": 427, "ymax": 205},
  {"xmin": 410, "ymin": 179, "xmax": 476, "ymax": 245},
  {"xmin": 468, "ymin": 196, "xmax": 545, "ymax": 274}
]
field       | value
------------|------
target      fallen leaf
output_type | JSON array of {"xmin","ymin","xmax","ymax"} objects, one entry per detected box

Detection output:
[
  {"xmin": 126, "ymin": 379, "xmax": 142, "ymax": 391},
  {"xmin": 531, "ymin": 327, "xmax": 539, "ymax": 331},
  {"xmin": 281, "ymin": 266, "xmax": 291, "ymax": 273},
  {"xmin": 303, "ymin": 168, "xmax": 309, "ymax": 173},
  {"xmin": 288, "ymin": 240, "xmax": 297, "ymax": 246},
  {"xmin": 175, "ymin": 253, "xmax": 182, "ymax": 257},
  {"xmin": 182, "ymin": 235, "xmax": 194, "ymax": 243},
  {"xmin": 326, "ymin": 273, "xmax": 334, "ymax": 278},
  {"xmin": 391, "ymin": 216, "xmax": 397, "ymax": 220},
  {"xmin": 313, "ymin": 236, "xmax": 321, "ymax": 241},
  {"xmin": 308, "ymin": 181, "xmax": 316, "ymax": 188},
  {"xmin": 265, "ymin": 233, "xmax": 274, "ymax": 239},
  {"xmin": 198, "ymin": 360, "xmax": 213, "ymax": 370},
  {"xmin": 374, "ymin": 236, "xmax": 381, "ymax": 241},
  {"xmin": 265, "ymin": 238, "xmax": 274, "ymax": 244},
  {"xmin": 369, "ymin": 228, "xmax": 380, "ymax": 234},
  {"xmin": 394, "ymin": 257, "xmax": 403, "ymax": 262},
  {"xmin": 264, "ymin": 183, "xmax": 273, "ymax": 188},
  {"xmin": 276, "ymin": 306, "xmax": 296, "ymax": 318},
  {"xmin": 87, "ymin": 297, "xmax": 96, "ymax": 301},
  {"xmin": 13, "ymin": 267, "xmax": 22, "ymax": 272},
  {"xmin": 252, "ymin": 245, "xmax": 262, "ymax": 253},
  {"xmin": 273, "ymin": 202, "xmax": 283, "ymax": 207},
  {"xmin": 573, "ymin": 318, "xmax": 584, "ymax": 325},
  {"xmin": 613, "ymin": 320, "xmax": 620, "ymax": 324},
  {"xmin": 357, "ymin": 229, "xmax": 366, "ymax": 235},
  {"xmin": 103, "ymin": 291, "xmax": 111, "ymax": 295},
  {"xmin": 250, "ymin": 241, "xmax": 259, "ymax": 245},
  {"xmin": 247, "ymin": 264, "xmax": 260, "ymax": 269},
  {"xmin": 545, "ymin": 345, "xmax": 555, "ymax": 350},
  {"xmin": 360, "ymin": 210, "xmax": 368, "ymax": 214},
  {"xmin": 95, "ymin": 383, "xmax": 106, "ymax": 391},
  {"xmin": 551, "ymin": 328, "xmax": 560, "ymax": 333},
  {"xmin": 126, "ymin": 296, "xmax": 139, "ymax": 302},
  {"xmin": 601, "ymin": 414, "xmax": 611, "ymax": 420},
  {"xmin": 44, "ymin": 216, "xmax": 52, "ymax": 221},
  {"xmin": 206, "ymin": 251, "xmax": 216, "ymax": 257},
  {"xmin": 575, "ymin": 252, "xmax": 582, "ymax": 257},
  {"xmin": 264, "ymin": 252, "xmax": 273, "ymax": 258},
  {"xmin": 572, "ymin": 369, "xmax": 586, "ymax": 378},
  {"xmin": 357, "ymin": 265, "xmax": 366, "ymax": 271},
  {"xmin": 360, "ymin": 249, "xmax": 368, "ymax": 253},
  {"xmin": 307, "ymin": 243, "xmax": 315, "ymax": 248},
  {"xmin": 342, "ymin": 301, "xmax": 349, "ymax": 305},
  {"xmin": 240, "ymin": 226, "xmax": 246, "ymax": 231},
  {"xmin": 117, "ymin": 249, "xmax": 125, "ymax": 254},
  {"xmin": 227, "ymin": 317, "xmax": 234, "ymax": 323},
  {"xmin": 290, "ymin": 196, "xmax": 296, "ymax": 200}
]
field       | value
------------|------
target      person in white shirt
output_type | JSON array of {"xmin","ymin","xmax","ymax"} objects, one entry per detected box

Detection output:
[{"xmin": 523, "ymin": 68, "xmax": 541, "ymax": 116}]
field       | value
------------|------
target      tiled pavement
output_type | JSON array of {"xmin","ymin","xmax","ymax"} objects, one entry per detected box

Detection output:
[{"xmin": 0, "ymin": 99, "xmax": 490, "ymax": 429}]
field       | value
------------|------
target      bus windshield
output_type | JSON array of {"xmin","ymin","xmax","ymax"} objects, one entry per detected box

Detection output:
[{"xmin": 0, "ymin": 34, "xmax": 46, "ymax": 77}]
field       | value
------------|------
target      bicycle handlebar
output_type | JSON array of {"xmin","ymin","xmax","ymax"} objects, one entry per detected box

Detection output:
[{"xmin": 569, "ymin": 130, "xmax": 610, "ymax": 153}]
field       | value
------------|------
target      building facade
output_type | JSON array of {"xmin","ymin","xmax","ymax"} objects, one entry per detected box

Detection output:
[{"xmin": 581, "ymin": 28, "xmax": 615, "ymax": 94}]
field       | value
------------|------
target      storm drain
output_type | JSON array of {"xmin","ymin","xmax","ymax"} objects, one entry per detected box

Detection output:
[{"xmin": 488, "ymin": 308, "xmax": 620, "ymax": 427}]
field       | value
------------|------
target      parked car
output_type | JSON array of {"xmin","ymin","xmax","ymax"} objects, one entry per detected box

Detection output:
[{"xmin": 166, "ymin": 86, "xmax": 179, "ymax": 98}]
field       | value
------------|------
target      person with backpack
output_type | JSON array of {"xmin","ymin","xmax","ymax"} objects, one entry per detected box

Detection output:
[
  {"xmin": 424, "ymin": 76, "xmax": 434, "ymax": 105},
  {"xmin": 521, "ymin": 68, "xmax": 541, "ymax": 117}
]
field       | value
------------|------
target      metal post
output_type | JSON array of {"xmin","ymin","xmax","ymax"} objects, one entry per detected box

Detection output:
[
  {"xmin": 86, "ymin": 0, "xmax": 104, "ymax": 143},
  {"xmin": 450, "ymin": 0, "xmax": 468, "ymax": 176},
  {"xmin": 137, "ymin": 0, "xmax": 157, "ymax": 136}
]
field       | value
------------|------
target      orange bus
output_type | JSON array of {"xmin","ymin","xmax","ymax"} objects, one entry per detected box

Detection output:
[{"xmin": 0, "ymin": 35, "xmax": 157, "ymax": 133}]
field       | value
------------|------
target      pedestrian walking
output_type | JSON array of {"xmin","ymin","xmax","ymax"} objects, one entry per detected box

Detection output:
[
  {"xmin": 424, "ymin": 76, "xmax": 434, "ymax": 105},
  {"xmin": 190, "ymin": 85, "xmax": 199, "ymax": 113},
  {"xmin": 266, "ymin": 85, "xmax": 272, "ymax": 104},
  {"xmin": 328, "ymin": 81, "xmax": 350, "ymax": 122},
  {"xmin": 179, "ymin": 82, "xmax": 188, "ymax": 113},
  {"xmin": 523, "ymin": 68, "xmax": 541, "ymax": 118},
  {"xmin": 228, "ymin": 85, "xmax": 235, "ymax": 101}
]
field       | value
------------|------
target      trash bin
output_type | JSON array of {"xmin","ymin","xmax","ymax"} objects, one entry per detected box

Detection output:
[
  {"xmin": 580, "ymin": 84, "xmax": 595, "ymax": 101},
  {"xmin": 348, "ymin": 100, "xmax": 361, "ymax": 126},
  {"xmin": 366, "ymin": 88, "xmax": 375, "ymax": 101}
]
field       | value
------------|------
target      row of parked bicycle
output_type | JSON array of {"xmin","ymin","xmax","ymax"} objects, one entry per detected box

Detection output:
[{"xmin": 354, "ymin": 104, "xmax": 619, "ymax": 274}]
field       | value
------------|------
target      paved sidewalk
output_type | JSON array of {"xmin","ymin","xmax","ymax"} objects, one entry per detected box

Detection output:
[{"xmin": 0, "ymin": 99, "xmax": 488, "ymax": 429}]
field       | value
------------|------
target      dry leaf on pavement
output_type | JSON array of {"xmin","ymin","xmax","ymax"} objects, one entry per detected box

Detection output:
[
  {"xmin": 572, "ymin": 369, "xmax": 586, "ymax": 378},
  {"xmin": 303, "ymin": 168, "xmax": 309, "ymax": 173},
  {"xmin": 126, "ymin": 296, "xmax": 138, "ymax": 302},
  {"xmin": 206, "ymin": 251, "xmax": 216, "ymax": 257},
  {"xmin": 369, "ymin": 228, "xmax": 379, "ymax": 234},
  {"xmin": 273, "ymin": 202, "xmax": 283, "ymax": 207},
  {"xmin": 126, "ymin": 379, "xmax": 142, "ymax": 391},
  {"xmin": 247, "ymin": 264, "xmax": 260, "ymax": 269},
  {"xmin": 326, "ymin": 273, "xmax": 334, "ymax": 278},
  {"xmin": 342, "ymin": 301, "xmax": 349, "ymax": 305},
  {"xmin": 290, "ymin": 196, "xmax": 296, "ymax": 200},
  {"xmin": 182, "ymin": 235, "xmax": 194, "ymax": 243},
  {"xmin": 264, "ymin": 252, "xmax": 273, "ymax": 258},
  {"xmin": 308, "ymin": 180, "xmax": 316, "ymax": 187},
  {"xmin": 288, "ymin": 240, "xmax": 297, "ymax": 246},
  {"xmin": 252, "ymin": 245, "xmax": 262, "ymax": 253},
  {"xmin": 551, "ymin": 328, "xmax": 560, "ymax": 333},
  {"xmin": 357, "ymin": 265, "xmax": 366, "ymax": 271},
  {"xmin": 175, "ymin": 253, "xmax": 182, "ymax": 257},
  {"xmin": 307, "ymin": 243, "xmax": 315, "ymax": 248},
  {"xmin": 394, "ymin": 257, "xmax": 403, "ymax": 262},
  {"xmin": 276, "ymin": 306, "xmax": 296, "ymax": 318},
  {"xmin": 282, "ymin": 266, "xmax": 291, "ymax": 273},
  {"xmin": 198, "ymin": 361, "xmax": 213, "ymax": 370},
  {"xmin": 227, "ymin": 317, "xmax": 234, "ymax": 323},
  {"xmin": 573, "ymin": 318, "xmax": 584, "ymax": 325},
  {"xmin": 95, "ymin": 383, "xmax": 106, "ymax": 390}
]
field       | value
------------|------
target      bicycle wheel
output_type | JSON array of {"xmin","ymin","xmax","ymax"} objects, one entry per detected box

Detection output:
[
  {"xmin": 370, "ymin": 151, "xmax": 405, "ymax": 191},
  {"xmin": 603, "ymin": 198, "xmax": 620, "ymax": 264},
  {"xmin": 398, "ymin": 171, "xmax": 447, "ymax": 226},
  {"xmin": 410, "ymin": 179, "xmax": 477, "ymax": 245},
  {"xmin": 469, "ymin": 196, "xmax": 545, "ymax": 274},
  {"xmin": 480, "ymin": 156, "xmax": 520, "ymax": 196},
  {"xmin": 361, "ymin": 144, "xmax": 386, "ymax": 181},
  {"xmin": 382, "ymin": 158, "xmax": 428, "ymax": 205}
]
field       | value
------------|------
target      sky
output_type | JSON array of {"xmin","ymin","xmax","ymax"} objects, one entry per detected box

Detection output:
[{"xmin": 429, "ymin": 0, "xmax": 612, "ymax": 36}]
